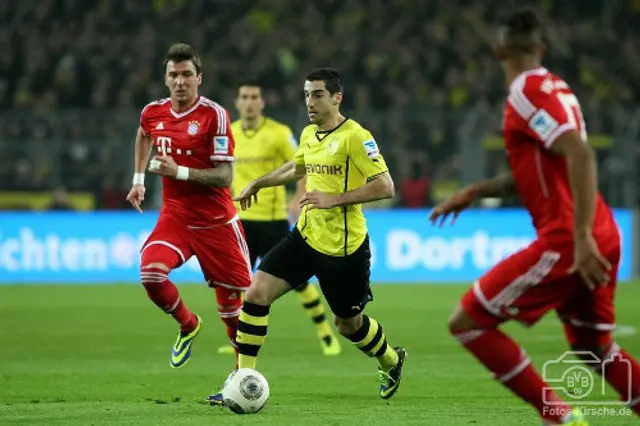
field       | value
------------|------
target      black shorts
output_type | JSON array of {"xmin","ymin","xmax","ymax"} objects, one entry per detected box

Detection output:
[
  {"xmin": 258, "ymin": 227, "xmax": 373, "ymax": 319},
  {"xmin": 241, "ymin": 220, "xmax": 290, "ymax": 267}
]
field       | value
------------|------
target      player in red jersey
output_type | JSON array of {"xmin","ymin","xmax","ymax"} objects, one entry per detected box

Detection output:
[
  {"xmin": 430, "ymin": 10, "xmax": 640, "ymax": 425},
  {"xmin": 125, "ymin": 43, "xmax": 251, "ymax": 369}
]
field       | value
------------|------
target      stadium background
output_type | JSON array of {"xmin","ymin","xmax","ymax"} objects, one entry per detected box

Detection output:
[
  {"xmin": 0, "ymin": 0, "xmax": 638, "ymax": 282},
  {"xmin": 2, "ymin": 2, "xmax": 640, "ymax": 425}
]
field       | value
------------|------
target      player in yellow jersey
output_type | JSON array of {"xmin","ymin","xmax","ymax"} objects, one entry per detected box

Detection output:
[
  {"xmin": 215, "ymin": 80, "xmax": 341, "ymax": 358},
  {"xmin": 221, "ymin": 68, "xmax": 407, "ymax": 401}
]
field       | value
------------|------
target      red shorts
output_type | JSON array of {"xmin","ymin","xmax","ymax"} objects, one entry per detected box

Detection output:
[
  {"xmin": 141, "ymin": 214, "xmax": 252, "ymax": 292},
  {"xmin": 462, "ymin": 239, "xmax": 620, "ymax": 343}
]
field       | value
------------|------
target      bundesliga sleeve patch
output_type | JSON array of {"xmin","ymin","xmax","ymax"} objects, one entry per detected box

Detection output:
[
  {"xmin": 363, "ymin": 139, "xmax": 380, "ymax": 158},
  {"xmin": 529, "ymin": 109, "xmax": 558, "ymax": 141},
  {"xmin": 213, "ymin": 136, "xmax": 229, "ymax": 154}
]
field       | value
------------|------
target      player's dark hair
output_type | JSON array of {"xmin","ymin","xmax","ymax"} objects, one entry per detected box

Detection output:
[
  {"xmin": 163, "ymin": 43, "xmax": 202, "ymax": 74},
  {"xmin": 237, "ymin": 79, "xmax": 262, "ymax": 90},
  {"xmin": 305, "ymin": 68, "xmax": 343, "ymax": 95},
  {"xmin": 500, "ymin": 9, "xmax": 543, "ymax": 54}
]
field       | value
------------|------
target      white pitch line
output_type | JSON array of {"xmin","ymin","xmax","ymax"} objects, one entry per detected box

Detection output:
[{"xmin": 529, "ymin": 325, "xmax": 637, "ymax": 342}]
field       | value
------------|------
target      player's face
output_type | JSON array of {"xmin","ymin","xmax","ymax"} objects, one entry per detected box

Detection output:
[
  {"xmin": 235, "ymin": 86, "xmax": 264, "ymax": 119},
  {"xmin": 165, "ymin": 60, "xmax": 202, "ymax": 104},
  {"xmin": 304, "ymin": 80, "xmax": 341, "ymax": 125}
]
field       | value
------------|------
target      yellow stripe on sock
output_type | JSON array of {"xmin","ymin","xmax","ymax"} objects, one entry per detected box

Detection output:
[
  {"xmin": 297, "ymin": 284, "xmax": 320, "ymax": 305},
  {"xmin": 238, "ymin": 354, "xmax": 257, "ymax": 369},
  {"xmin": 378, "ymin": 344, "xmax": 399, "ymax": 371},
  {"xmin": 355, "ymin": 318, "xmax": 380, "ymax": 349},
  {"xmin": 236, "ymin": 331, "xmax": 266, "ymax": 346},
  {"xmin": 239, "ymin": 311, "xmax": 269, "ymax": 327}
]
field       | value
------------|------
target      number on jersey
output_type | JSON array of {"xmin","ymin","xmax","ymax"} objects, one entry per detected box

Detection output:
[{"xmin": 557, "ymin": 93, "xmax": 588, "ymax": 142}]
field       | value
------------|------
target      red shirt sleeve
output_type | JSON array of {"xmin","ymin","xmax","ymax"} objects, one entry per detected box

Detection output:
[
  {"xmin": 140, "ymin": 104, "xmax": 153, "ymax": 136},
  {"xmin": 210, "ymin": 107, "xmax": 235, "ymax": 163},
  {"xmin": 507, "ymin": 77, "xmax": 583, "ymax": 149}
]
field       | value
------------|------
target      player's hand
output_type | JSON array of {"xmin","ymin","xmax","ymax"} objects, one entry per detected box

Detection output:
[
  {"xmin": 429, "ymin": 186, "xmax": 478, "ymax": 226},
  {"xmin": 298, "ymin": 190, "xmax": 339, "ymax": 210},
  {"xmin": 149, "ymin": 155, "xmax": 178, "ymax": 178},
  {"xmin": 126, "ymin": 184, "xmax": 145, "ymax": 213},
  {"xmin": 569, "ymin": 233, "xmax": 612, "ymax": 290},
  {"xmin": 233, "ymin": 182, "xmax": 260, "ymax": 210}
]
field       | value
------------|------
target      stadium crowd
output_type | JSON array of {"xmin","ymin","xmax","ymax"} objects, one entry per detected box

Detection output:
[{"xmin": 0, "ymin": 0, "xmax": 638, "ymax": 208}]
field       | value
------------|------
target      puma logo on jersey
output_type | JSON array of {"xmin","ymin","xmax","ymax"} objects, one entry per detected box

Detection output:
[{"xmin": 306, "ymin": 164, "xmax": 343, "ymax": 175}]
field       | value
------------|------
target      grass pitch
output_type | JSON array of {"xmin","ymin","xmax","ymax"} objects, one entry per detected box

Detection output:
[{"xmin": 1, "ymin": 283, "xmax": 639, "ymax": 425}]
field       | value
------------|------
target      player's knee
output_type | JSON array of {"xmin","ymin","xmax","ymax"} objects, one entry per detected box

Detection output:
[
  {"xmin": 243, "ymin": 271, "xmax": 288, "ymax": 306},
  {"xmin": 139, "ymin": 262, "xmax": 170, "ymax": 289},
  {"xmin": 334, "ymin": 314, "xmax": 363, "ymax": 337},
  {"xmin": 448, "ymin": 304, "xmax": 478, "ymax": 333}
]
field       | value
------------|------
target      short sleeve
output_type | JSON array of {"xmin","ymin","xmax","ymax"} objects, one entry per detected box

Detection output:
[
  {"xmin": 507, "ymin": 78, "xmax": 580, "ymax": 149},
  {"xmin": 140, "ymin": 105, "xmax": 152, "ymax": 136},
  {"xmin": 347, "ymin": 130, "xmax": 388, "ymax": 180},
  {"xmin": 293, "ymin": 129, "xmax": 307, "ymax": 166},
  {"xmin": 277, "ymin": 126, "xmax": 298, "ymax": 162},
  {"xmin": 210, "ymin": 108, "xmax": 235, "ymax": 162}
]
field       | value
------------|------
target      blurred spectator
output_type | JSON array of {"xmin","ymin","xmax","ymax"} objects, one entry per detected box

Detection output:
[
  {"xmin": 0, "ymin": 0, "xmax": 637, "ymax": 208},
  {"xmin": 400, "ymin": 162, "xmax": 431, "ymax": 208},
  {"xmin": 47, "ymin": 186, "xmax": 74, "ymax": 210}
]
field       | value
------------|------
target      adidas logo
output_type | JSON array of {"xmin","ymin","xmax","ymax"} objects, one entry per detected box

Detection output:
[{"xmin": 155, "ymin": 122, "xmax": 164, "ymax": 130}]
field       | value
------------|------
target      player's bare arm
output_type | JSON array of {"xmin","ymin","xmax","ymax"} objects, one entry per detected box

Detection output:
[
  {"xmin": 234, "ymin": 162, "xmax": 305, "ymax": 210},
  {"xmin": 289, "ymin": 175, "xmax": 307, "ymax": 220},
  {"xmin": 299, "ymin": 172, "xmax": 394, "ymax": 211},
  {"xmin": 148, "ymin": 155, "xmax": 233, "ymax": 188},
  {"xmin": 126, "ymin": 126, "xmax": 154, "ymax": 213},
  {"xmin": 429, "ymin": 171, "xmax": 516, "ymax": 226},
  {"xmin": 550, "ymin": 130, "xmax": 612, "ymax": 288}
]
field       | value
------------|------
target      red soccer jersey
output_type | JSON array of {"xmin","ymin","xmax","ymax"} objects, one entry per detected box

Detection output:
[
  {"xmin": 140, "ymin": 96, "xmax": 237, "ymax": 227},
  {"xmin": 503, "ymin": 67, "xmax": 618, "ymax": 245}
]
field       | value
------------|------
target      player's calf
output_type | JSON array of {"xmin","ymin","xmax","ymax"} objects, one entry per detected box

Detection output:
[
  {"xmin": 448, "ymin": 304, "xmax": 573, "ymax": 424},
  {"xmin": 235, "ymin": 271, "xmax": 290, "ymax": 370},
  {"xmin": 565, "ymin": 326, "xmax": 640, "ymax": 416}
]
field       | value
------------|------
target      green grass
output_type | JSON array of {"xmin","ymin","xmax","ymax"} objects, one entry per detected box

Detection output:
[{"xmin": 1, "ymin": 283, "xmax": 639, "ymax": 425}]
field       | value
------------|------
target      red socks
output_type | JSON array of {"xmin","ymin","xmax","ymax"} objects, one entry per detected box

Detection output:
[
  {"xmin": 453, "ymin": 328, "xmax": 570, "ymax": 423},
  {"xmin": 141, "ymin": 266, "xmax": 197, "ymax": 332}
]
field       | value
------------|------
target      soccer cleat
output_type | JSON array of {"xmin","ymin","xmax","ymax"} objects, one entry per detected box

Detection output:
[
  {"xmin": 217, "ymin": 344, "xmax": 236, "ymax": 355},
  {"xmin": 321, "ymin": 335, "xmax": 342, "ymax": 356},
  {"xmin": 170, "ymin": 314, "xmax": 203, "ymax": 368},
  {"xmin": 542, "ymin": 408, "xmax": 588, "ymax": 425},
  {"xmin": 378, "ymin": 346, "xmax": 407, "ymax": 399},
  {"xmin": 206, "ymin": 391, "xmax": 224, "ymax": 406}
]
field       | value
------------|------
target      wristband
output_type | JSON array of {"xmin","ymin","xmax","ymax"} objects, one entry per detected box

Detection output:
[
  {"xmin": 133, "ymin": 173, "xmax": 145, "ymax": 185},
  {"xmin": 176, "ymin": 166, "xmax": 190, "ymax": 181}
]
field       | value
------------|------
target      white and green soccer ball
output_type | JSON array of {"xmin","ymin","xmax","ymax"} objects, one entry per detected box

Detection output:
[{"xmin": 222, "ymin": 368, "xmax": 270, "ymax": 414}]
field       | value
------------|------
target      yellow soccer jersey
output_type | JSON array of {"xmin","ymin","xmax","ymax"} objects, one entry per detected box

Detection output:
[
  {"xmin": 294, "ymin": 119, "xmax": 389, "ymax": 256},
  {"xmin": 231, "ymin": 117, "xmax": 298, "ymax": 221}
]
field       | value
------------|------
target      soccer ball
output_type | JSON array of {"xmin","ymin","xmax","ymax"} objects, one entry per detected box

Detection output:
[{"xmin": 222, "ymin": 368, "xmax": 270, "ymax": 414}]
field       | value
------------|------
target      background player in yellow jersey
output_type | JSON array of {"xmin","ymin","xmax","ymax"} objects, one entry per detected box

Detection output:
[
  {"xmin": 223, "ymin": 68, "xmax": 407, "ymax": 401},
  {"xmin": 215, "ymin": 80, "xmax": 341, "ymax": 357}
]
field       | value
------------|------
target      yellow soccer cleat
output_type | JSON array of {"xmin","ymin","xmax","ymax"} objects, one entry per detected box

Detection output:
[
  {"xmin": 217, "ymin": 344, "xmax": 236, "ymax": 355},
  {"xmin": 170, "ymin": 315, "xmax": 203, "ymax": 368},
  {"xmin": 321, "ymin": 335, "xmax": 342, "ymax": 356}
]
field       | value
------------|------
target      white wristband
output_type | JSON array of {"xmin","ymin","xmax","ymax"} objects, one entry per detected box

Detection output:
[
  {"xmin": 176, "ymin": 166, "xmax": 190, "ymax": 181},
  {"xmin": 133, "ymin": 173, "xmax": 145, "ymax": 185}
]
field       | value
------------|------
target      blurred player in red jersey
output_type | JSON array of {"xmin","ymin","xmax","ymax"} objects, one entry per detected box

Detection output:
[
  {"xmin": 430, "ymin": 10, "xmax": 640, "ymax": 425},
  {"xmin": 125, "ymin": 43, "xmax": 251, "ymax": 369}
]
